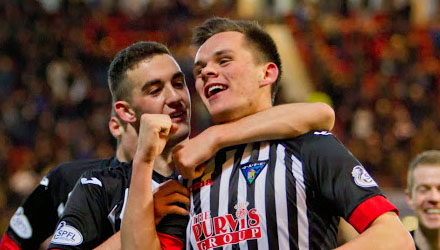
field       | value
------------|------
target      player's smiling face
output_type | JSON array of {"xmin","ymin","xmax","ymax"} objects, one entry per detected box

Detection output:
[
  {"xmin": 409, "ymin": 165, "xmax": 440, "ymax": 230},
  {"xmin": 193, "ymin": 31, "xmax": 271, "ymax": 124},
  {"xmin": 126, "ymin": 54, "xmax": 190, "ymax": 144}
]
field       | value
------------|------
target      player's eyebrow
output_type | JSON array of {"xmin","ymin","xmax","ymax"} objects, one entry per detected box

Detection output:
[
  {"xmin": 141, "ymin": 72, "xmax": 185, "ymax": 92},
  {"xmin": 194, "ymin": 49, "xmax": 234, "ymax": 68},
  {"xmin": 172, "ymin": 72, "xmax": 185, "ymax": 81}
]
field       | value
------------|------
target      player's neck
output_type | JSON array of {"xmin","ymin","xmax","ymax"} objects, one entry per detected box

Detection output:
[
  {"xmin": 416, "ymin": 226, "xmax": 440, "ymax": 250},
  {"xmin": 153, "ymin": 147, "xmax": 175, "ymax": 177},
  {"xmin": 115, "ymin": 148, "xmax": 130, "ymax": 163}
]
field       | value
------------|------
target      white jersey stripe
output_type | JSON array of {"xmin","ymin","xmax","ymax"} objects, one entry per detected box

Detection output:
[
  {"xmin": 119, "ymin": 188, "xmax": 129, "ymax": 220},
  {"xmin": 200, "ymin": 158, "xmax": 214, "ymax": 215},
  {"xmin": 275, "ymin": 145, "xmax": 289, "ymax": 249},
  {"xmin": 240, "ymin": 143, "xmax": 253, "ymax": 164},
  {"xmin": 291, "ymin": 154, "xmax": 309, "ymax": 250},
  {"xmin": 218, "ymin": 150, "xmax": 236, "ymax": 222},
  {"xmin": 218, "ymin": 150, "xmax": 236, "ymax": 250},
  {"xmin": 256, "ymin": 142, "xmax": 270, "ymax": 249},
  {"xmin": 258, "ymin": 142, "xmax": 270, "ymax": 161}
]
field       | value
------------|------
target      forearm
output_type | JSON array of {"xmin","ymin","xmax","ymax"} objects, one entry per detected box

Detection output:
[
  {"xmin": 93, "ymin": 232, "xmax": 120, "ymax": 250},
  {"xmin": 211, "ymin": 102, "xmax": 335, "ymax": 149},
  {"xmin": 334, "ymin": 212, "xmax": 415, "ymax": 250},
  {"xmin": 337, "ymin": 218, "xmax": 358, "ymax": 246},
  {"xmin": 121, "ymin": 158, "xmax": 161, "ymax": 250}
]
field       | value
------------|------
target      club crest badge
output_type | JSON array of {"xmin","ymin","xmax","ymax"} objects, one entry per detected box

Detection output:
[
  {"xmin": 351, "ymin": 165, "xmax": 378, "ymax": 188},
  {"xmin": 240, "ymin": 161, "xmax": 267, "ymax": 184},
  {"xmin": 10, "ymin": 207, "xmax": 32, "ymax": 239}
]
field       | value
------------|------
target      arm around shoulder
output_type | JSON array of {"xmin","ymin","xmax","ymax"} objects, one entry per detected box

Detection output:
[{"xmin": 211, "ymin": 102, "xmax": 335, "ymax": 149}]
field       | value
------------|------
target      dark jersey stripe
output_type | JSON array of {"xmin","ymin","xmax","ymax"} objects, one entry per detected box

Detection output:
[
  {"xmin": 246, "ymin": 142, "xmax": 261, "ymax": 250},
  {"xmin": 229, "ymin": 145, "xmax": 245, "ymax": 250},
  {"xmin": 265, "ymin": 142, "xmax": 279, "ymax": 250},
  {"xmin": 192, "ymin": 175, "xmax": 203, "ymax": 225},
  {"xmin": 285, "ymin": 150, "xmax": 299, "ymax": 250},
  {"xmin": 210, "ymin": 150, "xmax": 226, "ymax": 219},
  {"xmin": 211, "ymin": 150, "xmax": 226, "ymax": 250}
]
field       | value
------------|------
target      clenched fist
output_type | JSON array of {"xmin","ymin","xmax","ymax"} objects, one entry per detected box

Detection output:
[
  {"xmin": 173, "ymin": 126, "xmax": 220, "ymax": 179},
  {"xmin": 135, "ymin": 114, "xmax": 178, "ymax": 164}
]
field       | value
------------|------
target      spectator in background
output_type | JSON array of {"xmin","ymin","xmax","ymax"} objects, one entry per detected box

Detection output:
[{"xmin": 406, "ymin": 150, "xmax": 440, "ymax": 250}]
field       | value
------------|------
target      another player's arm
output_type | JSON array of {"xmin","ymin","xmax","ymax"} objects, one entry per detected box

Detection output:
[
  {"xmin": 211, "ymin": 102, "xmax": 334, "ymax": 146},
  {"xmin": 335, "ymin": 212, "xmax": 414, "ymax": 250},
  {"xmin": 337, "ymin": 218, "xmax": 358, "ymax": 246},
  {"xmin": 93, "ymin": 232, "xmax": 120, "ymax": 250},
  {"xmin": 175, "ymin": 102, "xmax": 334, "ymax": 178},
  {"xmin": 121, "ymin": 114, "xmax": 183, "ymax": 250}
]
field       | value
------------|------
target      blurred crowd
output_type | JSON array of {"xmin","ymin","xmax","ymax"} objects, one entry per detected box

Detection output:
[
  {"xmin": 0, "ymin": 0, "xmax": 439, "ymax": 234},
  {"xmin": 284, "ymin": 1, "xmax": 440, "ymax": 187}
]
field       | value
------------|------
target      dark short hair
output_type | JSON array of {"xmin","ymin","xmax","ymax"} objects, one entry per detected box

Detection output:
[
  {"xmin": 407, "ymin": 150, "xmax": 440, "ymax": 194},
  {"xmin": 108, "ymin": 41, "xmax": 170, "ymax": 103},
  {"xmin": 192, "ymin": 17, "xmax": 282, "ymax": 103}
]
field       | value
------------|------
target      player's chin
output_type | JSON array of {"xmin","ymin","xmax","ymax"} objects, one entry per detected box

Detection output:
[
  {"xmin": 420, "ymin": 216, "xmax": 440, "ymax": 229},
  {"xmin": 171, "ymin": 125, "xmax": 190, "ymax": 141}
]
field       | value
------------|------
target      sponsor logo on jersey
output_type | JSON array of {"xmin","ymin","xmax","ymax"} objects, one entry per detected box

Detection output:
[
  {"xmin": 190, "ymin": 178, "xmax": 213, "ymax": 192},
  {"xmin": 10, "ymin": 207, "xmax": 32, "ymax": 239},
  {"xmin": 351, "ymin": 165, "xmax": 378, "ymax": 188},
  {"xmin": 40, "ymin": 176, "xmax": 49, "ymax": 187},
  {"xmin": 192, "ymin": 202, "xmax": 261, "ymax": 250},
  {"xmin": 80, "ymin": 177, "xmax": 102, "ymax": 187},
  {"xmin": 314, "ymin": 131, "xmax": 332, "ymax": 136},
  {"xmin": 51, "ymin": 221, "xmax": 83, "ymax": 246},
  {"xmin": 240, "ymin": 161, "xmax": 267, "ymax": 184}
]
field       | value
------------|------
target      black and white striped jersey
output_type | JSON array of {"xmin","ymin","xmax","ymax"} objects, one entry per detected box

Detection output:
[
  {"xmin": 2, "ymin": 157, "xmax": 119, "ymax": 250},
  {"xmin": 47, "ymin": 162, "xmax": 188, "ymax": 250},
  {"xmin": 186, "ymin": 131, "xmax": 397, "ymax": 250}
]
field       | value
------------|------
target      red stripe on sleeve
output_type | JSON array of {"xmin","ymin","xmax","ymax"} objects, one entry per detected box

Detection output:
[
  {"xmin": 348, "ymin": 195, "xmax": 399, "ymax": 233},
  {"xmin": 158, "ymin": 232, "xmax": 184, "ymax": 250},
  {"xmin": 0, "ymin": 234, "xmax": 21, "ymax": 250}
]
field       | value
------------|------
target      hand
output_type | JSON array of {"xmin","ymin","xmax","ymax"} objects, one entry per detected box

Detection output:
[
  {"xmin": 135, "ymin": 114, "xmax": 178, "ymax": 164},
  {"xmin": 173, "ymin": 127, "xmax": 219, "ymax": 179},
  {"xmin": 153, "ymin": 179, "xmax": 190, "ymax": 225}
]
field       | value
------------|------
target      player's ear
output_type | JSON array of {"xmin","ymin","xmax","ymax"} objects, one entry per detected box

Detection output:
[
  {"xmin": 109, "ymin": 117, "xmax": 124, "ymax": 139},
  {"xmin": 114, "ymin": 101, "xmax": 137, "ymax": 123},
  {"xmin": 259, "ymin": 62, "xmax": 279, "ymax": 88}
]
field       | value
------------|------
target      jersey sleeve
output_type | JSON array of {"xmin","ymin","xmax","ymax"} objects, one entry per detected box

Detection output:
[
  {"xmin": 0, "ymin": 233, "xmax": 22, "ymax": 250},
  {"xmin": 47, "ymin": 171, "xmax": 111, "ymax": 250},
  {"xmin": 3, "ymin": 174, "xmax": 59, "ymax": 249},
  {"xmin": 158, "ymin": 232, "xmax": 184, "ymax": 250},
  {"xmin": 156, "ymin": 213, "xmax": 188, "ymax": 249},
  {"xmin": 299, "ymin": 132, "xmax": 398, "ymax": 232}
]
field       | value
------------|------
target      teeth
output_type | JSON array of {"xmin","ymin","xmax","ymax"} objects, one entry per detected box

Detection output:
[
  {"xmin": 426, "ymin": 209, "xmax": 440, "ymax": 214},
  {"xmin": 207, "ymin": 85, "xmax": 226, "ymax": 97},
  {"xmin": 170, "ymin": 112, "xmax": 182, "ymax": 118}
]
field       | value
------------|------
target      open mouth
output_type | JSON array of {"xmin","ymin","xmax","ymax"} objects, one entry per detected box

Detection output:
[
  {"xmin": 204, "ymin": 84, "xmax": 228, "ymax": 99},
  {"xmin": 169, "ymin": 111, "xmax": 185, "ymax": 122},
  {"xmin": 425, "ymin": 209, "xmax": 440, "ymax": 214}
]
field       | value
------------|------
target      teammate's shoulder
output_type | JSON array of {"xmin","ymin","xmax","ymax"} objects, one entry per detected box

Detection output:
[
  {"xmin": 47, "ymin": 158, "xmax": 112, "ymax": 177},
  {"xmin": 280, "ymin": 130, "xmax": 340, "ymax": 153},
  {"xmin": 282, "ymin": 130, "xmax": 334, "ymax": 143},
  {"xmin": 80, "ymin": 161, "xmax": 131, "ymax": 182}
]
